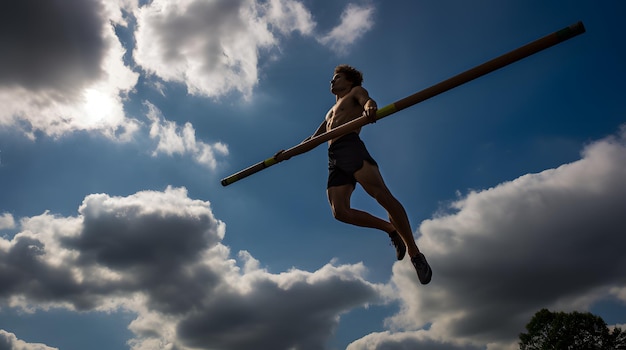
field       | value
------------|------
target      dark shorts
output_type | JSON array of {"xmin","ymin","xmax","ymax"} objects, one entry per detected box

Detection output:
[{"xmin": 327, "ymin": 132, "xmax": 378, "ymax": 188}]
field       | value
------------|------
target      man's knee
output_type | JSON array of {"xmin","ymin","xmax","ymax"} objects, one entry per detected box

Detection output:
[
  {"xmin": 328, "ymin": 185, "xmax": 354, "ymax": 222},
  {"xmin": 331, "ymin": 205, "xmax": 351, "ymax": 223}
]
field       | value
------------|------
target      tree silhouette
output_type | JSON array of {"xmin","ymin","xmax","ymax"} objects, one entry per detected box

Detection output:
[{"xmin": 519, "ymin": 308, "xmax": 625, "ymax": 350}]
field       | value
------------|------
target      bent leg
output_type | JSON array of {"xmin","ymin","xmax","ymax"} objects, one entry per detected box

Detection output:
[
  {"xmin": 354, "ymin": 162, "xmax": 420, "ymax": 257},
  {"xmin": 327, "ymin": 184, "xmax": 395, "ymax": 233}
]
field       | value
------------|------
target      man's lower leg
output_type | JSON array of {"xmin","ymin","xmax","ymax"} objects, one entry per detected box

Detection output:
[{"xmin": 383, "ymin": 198, "xmax": 419, "ymax": 257}]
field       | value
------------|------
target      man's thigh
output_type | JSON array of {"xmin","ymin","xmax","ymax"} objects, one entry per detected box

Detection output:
[
  {"xmin": 327, "ymin": 184, "xmax": 354, "ymax": 211},
  {"xmin": 354, "ymin": 161, "xmax": 389, "ymax": 196}
]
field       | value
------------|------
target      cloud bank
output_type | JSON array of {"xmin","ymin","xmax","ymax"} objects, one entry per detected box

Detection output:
[
  {"xmin": 348, "ymin": 127, "xmax": 626, "ymax": 349},
  {"xmin": 3, "ymin": 126, "xmax": 625, "ymax": 349},
  {"xmin": 0, "ymin": 187, "xmax": 386, "ymax": 350}
]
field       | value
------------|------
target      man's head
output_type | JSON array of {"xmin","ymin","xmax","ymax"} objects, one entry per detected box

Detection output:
[{"xmin": 334, "ymin": 64, "xmax": 363, "ymax": 87}]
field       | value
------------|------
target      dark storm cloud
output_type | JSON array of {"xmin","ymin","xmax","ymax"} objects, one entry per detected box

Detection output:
[
  {"xmin": 0, "ymin": 187, "xmax": 225, "ymax": 313},
  {"xmin": 0, "ymin": 234, "xmax": 101, "ymax": 310},
  {"xmin": 178, "ymin": 266, "xmax": 381, "ymax": 350},
  {"xmin": 0, "ymin": 0, "xmax": 108, "ymax": 94},
  {"xmin": 64, "ymin": 197, "xmax": 220, "ymax": 270},
  {"xmin": 0, "ymin": 0, "xmax": 139, "ymax": 139},
  {"xmin": 0, "ymin": 187, "xmax": 384, "ymax": 349},
  {"xmin": 61, "ymin": 188, "xmax": 227, "ymax": 314}
]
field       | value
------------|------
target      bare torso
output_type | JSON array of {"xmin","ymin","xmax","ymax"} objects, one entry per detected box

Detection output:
[{"xmin": 326, "ymin": 86, "xmax": 370, "ymax": 144}]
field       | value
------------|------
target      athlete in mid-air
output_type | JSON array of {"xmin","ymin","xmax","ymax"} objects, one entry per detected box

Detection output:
[{"xmin": 277, "ymin": 65, "xmax": 431, "ymax": 284}]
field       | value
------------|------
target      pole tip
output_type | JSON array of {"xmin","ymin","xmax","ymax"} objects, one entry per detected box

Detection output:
[
  {"xmin": 555, "ymin": 21, "xmax": 586, "ymax": 41},
  {"xmin": 571, "ymin": 21, "xmax": 585, "ymax": 35}
]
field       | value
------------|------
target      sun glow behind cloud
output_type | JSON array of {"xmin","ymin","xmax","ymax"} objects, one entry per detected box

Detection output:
[{"xmin": 82, "ymin": 89, "xmax": 117, "ymax": 126}]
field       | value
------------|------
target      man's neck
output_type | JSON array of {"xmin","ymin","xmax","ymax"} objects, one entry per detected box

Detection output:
[{"xmin": 334, "ymin": 86, "xmax": 352, "ymax": 101}]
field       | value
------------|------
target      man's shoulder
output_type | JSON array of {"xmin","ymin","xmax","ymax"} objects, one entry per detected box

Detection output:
[
  {"xmin": 349, "ymin": 86, "xmax": 369, "ymax": 100},
  {"xmin": 348, "ymin": 86, "xmax": 370, "ymax": 106},
  {"xmin": 350, "ymin": 86, "xmax": 368, "ymax": 94}
]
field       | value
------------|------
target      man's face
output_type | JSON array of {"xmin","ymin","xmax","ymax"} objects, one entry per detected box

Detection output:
[{"xmin": 330, "ymin": 73, "xmax": 352, "ymax": 95}]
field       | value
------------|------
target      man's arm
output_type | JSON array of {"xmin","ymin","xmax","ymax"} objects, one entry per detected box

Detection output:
[
  {"xmin": 354, "ymin": 86, "xmax": 378, "ymax": 123},
  {"xmin": 275, "ymin": 116, "xmax": 328, "ymax": 162},
  {"xmin": 303, "ymin": 119, "xmax": 327, "ymax": 142}
]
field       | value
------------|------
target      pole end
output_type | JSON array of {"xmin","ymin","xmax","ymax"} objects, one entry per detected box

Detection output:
[
  {"xmin": 570, "ymin": 21, "xmax": 586, "ymax": 35},
  {"xmin": 556, "ymin": 21, "xmax": 585, "ymax": 41},
  {"xmin": 221, "ymin": 177, "xmax": 235, "ymax": 186}
]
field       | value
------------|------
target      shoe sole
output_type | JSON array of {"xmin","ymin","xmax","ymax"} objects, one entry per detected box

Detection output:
[
  {"xmin": 412, "ymin": 254, "xmax": 432, "ymax": 285},
  {"xmin": 420, "ymin": 265, "xmax": 432, "ymax": 285}
]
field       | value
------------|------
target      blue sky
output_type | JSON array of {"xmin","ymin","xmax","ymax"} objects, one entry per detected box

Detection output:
[{"xmin": 1, "ymin": 1, "xmax": 625, "ymax": 349}]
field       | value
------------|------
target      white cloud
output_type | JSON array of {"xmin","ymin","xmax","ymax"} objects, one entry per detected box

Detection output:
[
  {"xmin": 350, "ymin": 126, "xmax": 626, "ymax": 349},
  {"xmin": 133, "ymin": 0, "xmax": 375, "ymax": 98},
  {"xmin": 317, "ymin": 3, "xmax": 375, "ymax": 55},
  {"xmin": 263, "ymin": 0, "xmax": 316, "ymax": 35},
  {"xmin": 0, "ymin": 0, "xmax": 139, "ymax": 140},
  {"xmin": 347, "ymin": 330, "xmax": 485, "ymax": 350},
  {"xmin": 0, "ymin": 213, "xmax": 14, "ymax": 230},
  {"xmin": 145, "ymin": 102, "xmax": 228, "ymax": 169},
  {"xmin": 0, "ymin": 330, "xmax": 58, "ymax": 350},
  {"xmin": 0, "ymin": 186, "xmax": 385, "ymax": 349},
  {"xmin": 134, "ymin": 0, "xmax": 281, "ymax": 99}
]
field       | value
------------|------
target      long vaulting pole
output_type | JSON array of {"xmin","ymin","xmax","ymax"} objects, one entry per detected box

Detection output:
[{"xmin": 221, "ymin": 21, "xmax": 585, "ymax": 186}]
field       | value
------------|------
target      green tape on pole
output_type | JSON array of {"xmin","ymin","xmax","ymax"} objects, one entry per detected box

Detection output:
[
  {"xmin": 376, "ymin": 104, "xmax": 397, "ymax": 119},
  {"xmin": 263, "ymin": 157, "xmax": 277, "ymax": 167},
  {"xmin": 221, "ymin": 176, "xmax": 237, "ymax": 186}
]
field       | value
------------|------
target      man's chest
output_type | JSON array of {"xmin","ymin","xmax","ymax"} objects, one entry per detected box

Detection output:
[{"xmin": 330, "ymin": 96, "xmax": 360, "ymax": 121}]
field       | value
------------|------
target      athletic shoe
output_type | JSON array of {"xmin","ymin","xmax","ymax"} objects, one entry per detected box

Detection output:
[
  {"xmin": 411, "ymin": 253, "xmax": 432, "ymax": 285},
  {"xmin": 388, "ymin": 231, "xmax": 406, "ymax": 260}
]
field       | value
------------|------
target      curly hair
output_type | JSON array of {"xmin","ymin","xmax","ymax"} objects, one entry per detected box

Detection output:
[{"xmin": 334, "ymin": 64, "xmax": 363, "ymax": 86}]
